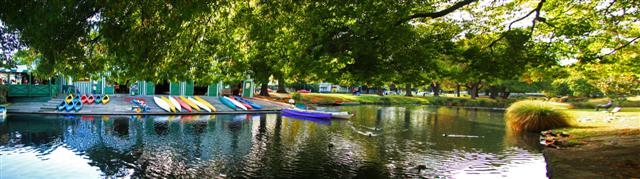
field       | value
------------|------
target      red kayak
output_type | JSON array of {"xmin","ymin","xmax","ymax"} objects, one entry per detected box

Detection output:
[
  {"xmin": 80, "ymin": 95, "xmax": 88, "ymax": 104},
  {"xmin": 87, "ymin": 95, "xmax": 95, "ymax": 104},
  {"xmin": 174, "ymin": 96, "xmax": 193, "ymax": 112},
  {"xmin": 230, "ymin": 96, "xmax": 253, "ymax": 109}
]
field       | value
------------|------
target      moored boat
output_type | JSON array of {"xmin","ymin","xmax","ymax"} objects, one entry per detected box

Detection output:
[
  {"xmin": 219, "ymin": 96, "xmax": 237, "ymax": 110},
  {"xmin": 225, "ymin": 96, "xmax": 247, "ymax": 110},
  {"xmin": 57, "ymin": 101, "xmax": 66, "ymax": 111},
  {"xmin": 292, "ymin": 108, "xmax": 354, "ymax": 119},
  {"xmin": 65, "ymin": 101, "xmax": 74, "ymax": 112},
  {"xmin": 74, "ymin": 100, "xmax": 83, "ymax": 111},
  {"xmin": 65, "ymin": 94, "xmax": 74, "ymax": 103},
  {"xmin": 160, "ymin": 96, "xmax": 176, "ymax": 112},
  {"xmin": 188, "ymin": 97, "xmax": 211, "ymax": 112},
  {"xmin": 180, "ymin": 96, "xmax": 201, "ymax": 111},
  {"xmin": 80, "ymin": 95, "xmax": 88, "ymax": 104},
  {"xmin": 194, "ymin": 96, "xmax": 217, "ymax": 112},
  {"xmin": 153, "ymin": 96, "xmax": 172, "ymax": 112},
  {"xmin": 95, "ymin": 95, "xmax": 102, "ymax": 104},
  {"xmin": 102, "ymin": 95, "xmax": 110, "ymax": 104},
  {"xmin": 174, "ymin": 96, "xmax": 193, "ymax": 112},
  {"xmin": 234, "ymin": 96, "xmax": 262, "ymax": 109},
  {"xmin": 282, "ymin": 108, "xmax": 332, "ymax": 119},
  {"xmin": 168, "ymin": 96, "xmax": 182, "ymax": 112},
  {"xmin": 87, "ymin": 95, "xmax": 95, "ymax": 104},
  {"xmin": 230, "ymin": 96, "xmax": 253, "ymax": 110}
]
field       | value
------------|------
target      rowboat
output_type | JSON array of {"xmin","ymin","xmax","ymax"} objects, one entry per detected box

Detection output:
[
  {"xmin": 168, "ymin": 96, "xmax": 182, "ymax": 112},
  {"xmin": 188, "ymin": 97, "xmax": 211, "ymax": 112},
  {"xmin": 230, "ymin": 96, "xmax": 253, "ymax": 109},
  {"xmin": 281, "ymin": 108, "xmax": 332, "ymax": 119},
  {"xmin": 57, "ymin": 101, "xmax": 66, "ymax": 111},
  {"xmin": 65, "ymin": 101, "xmax": 74, "ymax": 112},
  {"xmin": 65, "ymin": 94, "xmax": 74, "ymax": 103},
  {"xmin": 80, "ymin": 95, "xmax": 88, "ymax": 104},
  {"xmin": 174, "ymin": 96, "xmax": 193, "ymax": 112},
  {"xmin": 180, "ymin": 96, "xmax": 200, "ymax": 111},
  {"xmin": 74, "ymin": 100, "xmax": 83, "ymax": 111},
  {"xmin": 153, "ymin": 96, "xmax": 172, "ymax": 112},
  {"xmin": 102, "ymin": 95, "xmax": 110, "ymax": 104},
  {"xmin": 160, "ymin": 96, "xmax": 176, "ymax": 112},
  {"xmin": 194, "ymin": 96, "xmax": 217, "ymax": 112},
  {"xmin": 219, "ymin": 96, "xmax": 237, "ymax": 110},
  {"xmin": 234, "ymin": 96, "xmax": 262, "ymax": 109},
  {"xmin": 225, "ymin": 96, "xmax": 247, "ymax": 110},
  {"xmin": 87, "ymin": 95, "xmax": 95, "ymax": 104},
  {"xmin": 95, "ymin": 95, "xmax": 102, "ymax": 104}
]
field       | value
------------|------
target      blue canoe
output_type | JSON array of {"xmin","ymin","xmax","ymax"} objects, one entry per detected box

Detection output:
[
  {"xmin": 281, "ymin": 108, "xmax": 332, "ymax": 119},
  {"xmin": 282, "ymin": 113, "xmax": 332, "ymax": 125},
  {"xmin": 57, "ymin": 101, "xmax": 66, "ymax": 111},
  {"xmin": 74, "ymin": 100, "xmax": 83, "ymax": 111},
  {"xmin": 65, "ymin": 101, "xmax": 74, "ymax": 112},
  {"xmin": 234, "ymin": 96, "xmax": 262, "ymax": 109},
  {"xmin": 219, "ymin": 96, "xmax": 237, "ymax": 110},
  {"xmin": 95, "ymin": 95, "xmax": 102, "ymax": 104}
]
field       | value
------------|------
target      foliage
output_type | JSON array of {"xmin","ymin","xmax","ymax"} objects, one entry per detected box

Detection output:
[{"xmin": 506, "ymin": 100, "xmax": 574, "ymax": 132}]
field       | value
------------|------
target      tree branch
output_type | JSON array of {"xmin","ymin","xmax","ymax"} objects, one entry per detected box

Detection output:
[
  {"xmin": 396, "ymin": 0, "xmax": 478, "ymax": 25},
  {"xmin": 486, "ymin": 0, "xmax": 546, "ymax": 50},
  {"xmin": 601, "ymin": 36, "xmax": 640, "ymax": 57}
]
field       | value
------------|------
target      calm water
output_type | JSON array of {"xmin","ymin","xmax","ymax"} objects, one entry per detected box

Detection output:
[{"xmin": 0, "ymin": 105, "xmax": 547, "ymax": 178}]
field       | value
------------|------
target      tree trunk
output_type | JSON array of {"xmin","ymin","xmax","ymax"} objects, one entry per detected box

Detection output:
[
  {"xmin": 276, "ymin": 77, "xmax": 287, "ymax": 93},
  {"xmin": 455, "ymin": 84, "xmax": 461, "ymax": 97},
  {"xmin": 501, "ymin": 87, "xmax": 510, "ymax": 99},
  {"xmin": 405, "ymin": 83, "xmax": 412, "ymax": 96},
  {"xmin": 430, "ymin": 82, "xmax": 441, "ymax": 97},
  {"xmin": 259, "ymin": 83, "xmax": 269, "ymax": 96},
  {"xmin": 489, "ymin": 86, "xmax": 498, "ymax": 99},
  {"xmin": 470, "ymin": 81, "xmax": 481, "ymax": 99},
  {"xmin": 376, "ymin": 86, "xmax": 384, "ymax": 96}
]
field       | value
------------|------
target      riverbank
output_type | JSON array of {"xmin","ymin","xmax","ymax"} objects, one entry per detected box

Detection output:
[{"xmin": 543, "ymin": 109, "xmax": 640, "ymax": 178}]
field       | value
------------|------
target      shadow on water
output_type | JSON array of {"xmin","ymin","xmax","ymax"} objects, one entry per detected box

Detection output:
[{"xmin": 0, "ymin": 105, "xmax": 547, "ymax": 178}]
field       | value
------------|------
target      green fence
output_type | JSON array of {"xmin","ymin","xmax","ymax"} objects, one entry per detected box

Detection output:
[{"xmin": 7, "ymin": 84, "xmax": 58, "ymax": 97}]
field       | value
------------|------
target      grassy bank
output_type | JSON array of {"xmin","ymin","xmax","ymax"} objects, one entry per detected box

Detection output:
[
  {"xmin": 295, "ymin": 93, "xmax": 517, "ymax": 108},
  {"xmin": 564, "ymin": 96, "xmax": 640, "ymax": 108}
]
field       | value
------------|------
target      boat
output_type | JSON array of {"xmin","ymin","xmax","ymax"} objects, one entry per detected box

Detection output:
[
  {"xmin": 234, "ymin": 96, "xmax": 262, "ymax": 109},
  {"xmin": 65, "ymin": 101, "xmax": 74, "ymax": 112},
  {"xmin": 282, "ymin": 113, "xmax": 331, "ymax": 125},
  {"xmin": 95, "ymin": 95, "xmax": 102, "ymax": 104},
  {"xmin": 281, "ymin": 108, "xmax": 332, "ymax": 119},
  {"xmin": 293, "ymin": 108, "xmax": 354, "ymax": 119},
  {"xmin": 168, "ymin": 96, "xmax": 182, "ymax": 112},
  {"xmin": 194, "ymin": 96, "xmax": 217, "ymax": 112},
  {"xmin": 219, "ymin": 96, "xmax": 238, "ymax": 110},
  {"xmin": 65, "ymin": 94, "xmax": 74, "ymax": 103},
  {"xmin": 174, "ymin": 96, "xmax": 193, "ymax": 112},
  {"xmin": 87, "ymin": 95, "xmax": 95, "ymax": 104},
  {"xmin": 102, "ymin": 95, "xmax": 110, "ymax": 104},
  {"xmin": 224, "ymin": 96, "xmax": 247, "ymax": 110},
  {"xmin": 57, "ymin": 101, "xmax": 66, "ymax": 111},
  {"xmin": 160, "ymin": 96, "xmax": 176, "ymax": 112},
  {"xmin": 229, "ymin": 96, "xmax": 253, "ymax": 109},
  {"xmin": 80, "ymin": 95, "xmax": 88, "ymax": 104},
  {"xmin": 188, "ymin": 97, "xmax": 211, "ymax": 112},
  {"xmin": 180, "ymin": 96, "xmax": 201, "ymax": 111},
  {"xmin": 74, "ymin": 100, "xmax": 83, "ymax": 111},
  {"xmin": 153, "ymin": 96, "xmax": 172, "ymax": 112},
  {"xmin": 0, "ymin": 105, "xmax": 6, "ymax": 116}
]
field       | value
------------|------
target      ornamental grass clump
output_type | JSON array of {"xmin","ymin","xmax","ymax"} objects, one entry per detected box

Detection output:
[{"xmin": 506, "ymin": 100, "xmax": 574, "ymax": 132}]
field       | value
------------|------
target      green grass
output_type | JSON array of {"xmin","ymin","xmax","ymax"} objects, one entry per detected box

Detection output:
[
  {"xmin": 542, "ymin": 108, "xmax": 640, "ymax": 145},
  {"xmin": 297, "ymin": 93, "xmax": 515, "ymax": 107},
  {"xmin": 567, "ymin": 96, "xmax": 640, "ymax": 108},
  {"xmin": 505, "ymin": 100, "xmax": 574, "ymax": 132}
]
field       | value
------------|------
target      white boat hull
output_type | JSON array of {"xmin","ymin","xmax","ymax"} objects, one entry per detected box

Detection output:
[
  {"xmin": 153, "ymin": 96, "xmax": 172, "ymax": 112},
  {"xmin": 225, "ymin": 96, "xmax": 248, "ymax": 110},
  {"xmin": 188, "ymin": 97, "xmax": 211, "ymax": 112},
  {"xmin": 168, "ymin": 96, "xmax": 182, "ymax": 112}
]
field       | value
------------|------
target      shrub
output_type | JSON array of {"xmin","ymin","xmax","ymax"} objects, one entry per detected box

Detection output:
[{"xmin": 506, "ymin": 100, "xmax": 574, "ymax": 132}]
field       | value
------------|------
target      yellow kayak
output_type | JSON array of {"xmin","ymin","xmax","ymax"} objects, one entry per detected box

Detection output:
[
  {"xmin": 102, "ymin": 95, "xmax": 110, "ymax": 104},
  {"xmin": 65, "ymin": 94, "xmax": 74, "ymax": 103},
  {"xmin": 160, "ymin": 96, "xmax": 176, "ymax": 112},
  {"xmin": 194, "ymin": 96, "xmax": 217, "ymax": 112},
  {"xmin": 180, "ymin": 96, "xmax": 201, "ymax": 111}
]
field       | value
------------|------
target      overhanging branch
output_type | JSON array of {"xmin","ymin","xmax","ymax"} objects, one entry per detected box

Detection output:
[
  {"xmin": 396, "ymin": 0, "xmax": 478, "ymax": 25},
  {"xmin": 486, "ymin": 0, "xmax": 546, "ymax": 50}
]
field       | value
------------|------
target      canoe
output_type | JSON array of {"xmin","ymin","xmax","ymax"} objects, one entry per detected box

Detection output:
[
  {"xmin": 160, "ymin": 96, "xmax": 176, "ymax": 112},
  {"xmin": 65, "ymin": 94, "xmax": 74, "ymax": 103},
  {"xmin": 219, "ymin": 96, "xmax": 237, "ymax": 110},
  {"xmin": 65, "ymin": 101, "xmax": 74, "ymax": 112},
  {"xmin": 230, "ymin": 96, "xmax": 253, "ymax": 110},
  {"xmin": 102, "ymin": 95, "xmax": 110, "ymax": 104},
  {"xmin": 282, "ymin": 108, "xmax": 332, "ymax": 119},
  {"xmin": 95, "ymin": 95, "xmax": 102, "ymax": 104},
  {"xmin": 87, "ymin": 95, "xmax": 95, "ymax": 104},
  {"xmin": 80, "ymin": 95, "xmax": 88, "ymax": 104},
  {"xmin": 282, "ymin": 113, "xmax": 332, "ymax": 125},
  {"xmin": 153, "ymin": 96, "xmax": 172, "ymax": 112},
  {"xmin": 234, "ymin": 96, "xmax": 262, "ymax": 109},
  {"xmin": 224, "ymin": 96, "xmax": 247, "ymax": 110},
  {"xmin": 293, "ymin": 108, "xmax": 354, "ymax": 119},
  {"xmin": 57, "ymin": 101, "xmax": 66, "ymax": 111},
  {"xmin": 168, "ymin": 96, "xmax": 182, "ymax": 112},
  {"xmin": 174, "ymin": 96, "xmax": 193, "ymax": 112},
  {"xmin": 188, "ymin": 97, "xmax": 211, "ymax": 112},
  {"xmin": 74, "ymin": 100, "xmax": 83, "ymax": 111},
  {"xmin": 180, "ymin": 96, "xmax": 201, "ymax": 111},
  {"xmin": 194, "ymin": 96, "xmax": 217, "ymax": 112}
]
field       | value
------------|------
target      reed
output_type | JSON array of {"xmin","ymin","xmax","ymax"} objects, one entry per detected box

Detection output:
[{"xmin": 506, "ymin": 100, "xmax": 574, "ymax": 132}]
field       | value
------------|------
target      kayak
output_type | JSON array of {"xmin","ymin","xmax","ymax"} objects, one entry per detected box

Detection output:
[
  {"xmin": 219, "ymin": 96, "xmax": 237, "ymax": 110},
  {"xmin": 95, "ymin": 95, "xmax": 102, "ymax": 104},
  {"xmin": 282, "ymin": 108, "xmax": 331, "ymax": 119},
  {"xmin": 153, "ymin": 96, "xmax": 172, "ymax": 112},
  {"xmin": 168, "ymin": 96, "xmax": 182, "ymax": 112},
  {"xmin": 102, "ymin": 95, "xmax": 110, "ymax": 104},
  {"xmin": 80, "ymin": 95, "xmax": 88, "ymax": 104},
  {"xmin": 160, "ymin": 96, "xmax": 176, "ymax": 112},
  {"xmin": 57, "ymin": 101, "xmax": 66, "ymax": 111},
  {"xmin": 230, "ymin": 96, "xmax": 253, "ymax": 109},
  {"xmin": 234, "ymin": 96, "xmax": 262, "ymax": 109},
  {"xmin": 74, "ymin": 100, "xmax": 83, "ymax": 111},
  {"xmin": 65, "ymin": 94, "xmax": 73, "ymax": 103},
  {"xmin": 65, "ymin": 101, "xmax": 74, "ymax": 112},
  {"xmin": 225, "ymin": 96, "xmax": 247, "ymax": 110},
  {"xmin": 282, "ymin": 113, "xmax": 332, "ymax": 125},
  {"xmin": 293, "ymin": 108, "xmax": 353, "ymax": 119},
  {"xmin": 87, "ymin": 95, "xmax": 95, "ymax": 104},
  {"xmin": 188, "ymin": 97, "xmax": 211, "ymax": 112},
  {"xmin": 194, "ymin": 96, "xmax": 217, "ymax": 112},
  {"xmin": 73, "ymin": 95, "xmax": 80, "ymax": 103},
  {"xmin": 174, "ymin": 96, "xmax": 193, "ymax": 112},
  {"xmin": 180, "ymin": 96, "xmax": 201, "ymax": 111}
]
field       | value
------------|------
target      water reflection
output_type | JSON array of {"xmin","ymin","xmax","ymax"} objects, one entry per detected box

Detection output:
[{"xmin": 0, "ymin": 106, "xmax": 547, "ymax": 178}]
